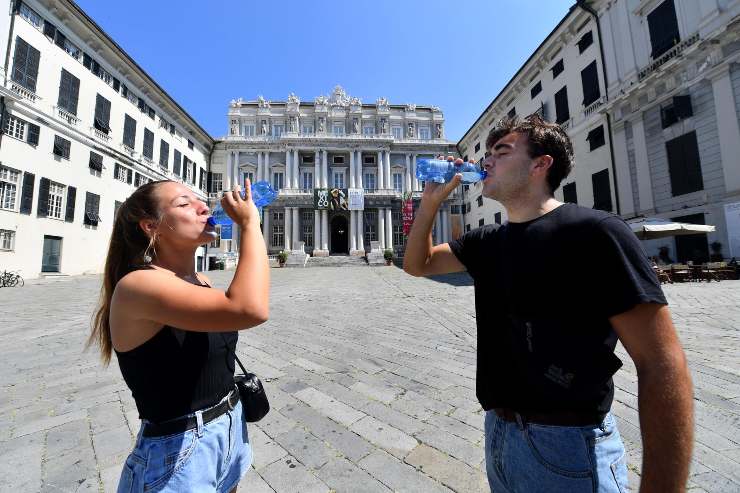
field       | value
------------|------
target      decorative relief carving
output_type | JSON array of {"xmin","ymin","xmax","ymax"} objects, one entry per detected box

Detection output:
[
  {"xmin": 287, "ymin": 92, "xmax": 300, "ymax": 104},
  {"xmin": 405, "ymin": 103, "xmax": 416, "ymax": 112},
  {"xmin": 380, "ymin": 118, "xmax": 387, "ymax": 134},
  {"xmin": 435, "ymin": 123, "xmax": 443, "ymax": 139},
  {"xmin": 257, "ymin": 96, "xmax": 270, "ymax": 109},
  {"xmin": 376, "ymin": 97, "xmax": 389, "ymax": 112},
  {"xmin": 352, "ymin": 118, "xmax": 359, "ymax": 133}
]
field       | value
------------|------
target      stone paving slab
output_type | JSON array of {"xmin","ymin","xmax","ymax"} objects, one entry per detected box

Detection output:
[{"xmin": 1, "ymin": 267, "xmax": 739, "ymax": 491}]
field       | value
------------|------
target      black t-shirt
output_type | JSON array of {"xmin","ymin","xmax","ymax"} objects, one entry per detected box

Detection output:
[{"xmin": 449, "ymin": 203, "xmax": 667, "ymax": 415}]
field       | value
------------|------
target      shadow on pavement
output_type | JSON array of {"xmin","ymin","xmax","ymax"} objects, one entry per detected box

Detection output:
[{"xmin": 426, "ymin": 272, "xmax": 474, "ymax": 286}]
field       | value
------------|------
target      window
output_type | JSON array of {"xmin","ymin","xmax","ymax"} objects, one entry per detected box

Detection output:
[
  {"xmin": 273, "ymin": 124, "xmax": 284, "ymax": 137},
  {"xmin": 554, "ymin": 86, "xmax": 570, "ymax": 124},
  {"xmin": 364, "ymin": 172, "xmax": 376, "ymax": 192},
  {"xmin": 477, "ymin": 196, "xmax": 483, "ymax": 207},
  {"xmin": 53, "ymin": 135, "xmax": 71, "ymax": 159},
  {"xmin": 363, "ymin": 126, "xmax": 375, "ymax": 135},
  {"xmin": 183, "ymin": 157, "xmax": 193, "ymax": 184},
  {"xmin": 83, "ymin": 192, "xmax": 101, "ymax": 226},
  {"xmin": 578, "ymin": 31, "xmax": 593, "ymax": 53},
  {"xmin": 302, "ymin": 171, "xmax": 313, "ymax": 191},
  {"xmin": 242, "ymin": 124, "xmax": 255, "ymax": 136},
  {"xmin": 661, "ymin": 95, "xmax": 692, "ymax": 128},
  {"xmin": 494, "ymin": 212, "xmax": 502, "ymax": 224},
  {"xmin": 302, "ymin": 210, "xmax": 314, "ymax": 248},
  {"xmin": 273, "ymin": 171, "xmax": 284, "ymax": 190},
  {"xmin": 200, "ymin": 169, "xmax": 207, "ymax": 192},
  {"xmin": 563, "ymin": 182, "xmax": 577, "ymax": 204},
  {"xmin": 392, "ymin": 126, "xmax": 402, "ymax": 139},
  {"xmin": 581, "ymin": 61, "xmax": 600, "ymax": 107},
  {"xmin": 475, "ymin": 142, "xmax": 481, "ymax": 153},
  {"xmin": 272, "ymin": 211, "xmax": 284, "ymax": 248},
  {"xmin": 392, "ymin": 211, "xmax": 406, "ymax": 248},
  {"xmin": 3, "ymin": 114, "xmax": 40, "ymax": 146},
  {"xmin": 479, "ymin": 218, "xmax": 485, "ymax": 227},
  {"xmin": 419, "ymin": 127, "xmax": 431, "ymax": 140},
  {"xmin": 302, "ymin": 154, "xmax": 314, "ymax": 164},
  {"xmin": 93, "ymin": 94, "xmax": 112, "ymax": 134},
  {"xmin": 0, "ymin": 229, "xmax": 15, "ymax": 251},
  {"xmin": 19, "ymin": 3, "xmax": 42, "ymax": 28},
  {"xmin": 363, "ymin": 155, "xmax": 375, "ymax": 165},
  {"xmin": 451, "ymin": 205, "xmax": 460, "ymax": 214},
  {"xmin": 0, "ymin": 166, "xmax": 21, "ymax": 210},
  {"xmin": 333, "ymin": 156, "xmax": 345, "ymax": 165},
  {"xmin": 364, "ymin": 210, "xmax": 377, "ymax": 243},
  {"xmin": 123, "ymin": 114, "xmax": 136, "ymax": 149},
  {"xmin": 648, "ymin": 0, "xmax": 680, "ymax": 59},
  {"xmin": 302, "ymin": 125, "xmax": 313, "ymax": 135},
  {"xmin": 47, "ymin": 181, "xmax": 65, "ymax": 219},
  {"xmin": 114, "ymin": 163, "xmax": 132, "ymax": 183},
  {"xmin": 591, "ymin": 169, "xmax": 612, "ymax": 211},
  {"xmin": 666, "ymin": 131, "xmax": 703, "ymax": 197},
  {"xmin": 466, "ymin": 203, "xmax": 471, "ymax": 213},
  {"xmin": 11, "ymin": 37, "xmax": 40, "ymax": 92},
  {"xmin": 333, "ymin": 170, "xmax": 345, "ymax": 189},
  {"xmin": 210, "ymin": 225, "xmax": 221, "ymax": 249},
  {"xmin": 188, "ymin": 140, "xmax": 194, "ymax": 150},
  {"xmin": 58, "ymin": 69, "xmax": 80, "ymax": 115},
  {"xmin": 159, "ymin": 140, "xmax": 169, "ymax": 169},
  {"xmin": 114, "ymin": 200, "xmax": 123, "ymax": 219},
  {"xmin": 587, "ymin": 125, "xmax": 605, "ymax": 151},
  {"xmin": 142, "ymin": 128, "xmax": 154, "ymax": 160},
  {"xmin": 551, "ymin": 59, "xmax": 564, "ymax": 78},
  {"xmin": 173, "ymin": 149, "xmax": 182, "ymax": 176},
  {"xmin": 89, "ymin": 151, "xmax": 103, "ymax": 173},
  {"xmin": 332, "ymin": 124, "xmax": 345, "ymax": 135},
  {"xmin": 507, "ymin": 107, "xmax": 517, "ymax": 119},
  {"xmin": 531, "ymin": 81, "xmax": 542, "ymax": 99},
  {"xmin": 211, "ymin": 172, "xmax": 223, "ymax": 193},
  {"xmin": 135, "ymin": 173, "xmax": 150, "ymax": 188},
  {"xmin": 393, "ymin": 172, "xmax": 403, "ymax": 192},
  {"xmin": 465, "ymin": 224, "xmax": 471, "ymax": 232}
]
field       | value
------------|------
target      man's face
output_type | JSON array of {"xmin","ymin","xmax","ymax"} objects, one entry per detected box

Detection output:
[{"xmin": 480, "ymin": 132, "xmax": 534, "ymax": 202}]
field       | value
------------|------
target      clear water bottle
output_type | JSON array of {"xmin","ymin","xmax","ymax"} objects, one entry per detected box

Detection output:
[
  {"xmin": 415, "ymin": 159, "xmax": 486, "ymax": 184},
  {"xmin": 207, "ymin": 181, "xmax": 278, "ymax": 227}
]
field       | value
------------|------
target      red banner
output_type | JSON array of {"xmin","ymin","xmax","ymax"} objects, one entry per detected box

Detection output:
[{"xmin": 402, "ymin": 198, "xmax": 414, "ymax": 236}]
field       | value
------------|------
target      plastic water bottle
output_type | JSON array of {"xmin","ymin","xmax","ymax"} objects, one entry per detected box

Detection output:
[
  {"xmin": 415, "ymin": 159, "xmax": 486, "ymax": 184},
  {"xmin": 207, "ymin": 181, "xmax": 278, "ymax": 227}
]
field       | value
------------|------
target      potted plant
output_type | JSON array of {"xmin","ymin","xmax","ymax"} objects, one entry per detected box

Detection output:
[
  {"xmin": 383, "ymin": 249, "xmax": 394, "ymax": 266},
  {"xmin": 277, "ymin": 250, "xmax": 288, "ymax": 267},
  {"xmin": 710, "ymin": 241, "xmax": 723, "ymax": 262}
]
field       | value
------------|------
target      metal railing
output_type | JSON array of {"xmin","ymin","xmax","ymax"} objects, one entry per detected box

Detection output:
[
  {"xmin": 9, "ymin": 81, "xmax": 40, "ymax": 102},
  {"xmin": 91, "ymin": 127, "xmax": 111, "ymax": 142},
  {"xmin": 638, "ymin": 33, "xmax": 700, "ymax": 82},
  {"xmin": 55, "ymin": 106, "xmax": 80, "ymax": 126}
]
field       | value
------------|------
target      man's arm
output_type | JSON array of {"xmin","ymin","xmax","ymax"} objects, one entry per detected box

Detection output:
[
  {"xmin": 403, "ymin": 175, "xmax": 465, "ymax": 277},
  {"xmin": 610, "ymin": 303, "xmax": 693, "ymax": 493}
]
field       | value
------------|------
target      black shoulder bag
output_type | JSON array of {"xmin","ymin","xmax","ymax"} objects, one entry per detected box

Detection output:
[{"xmin": 222, "ymin": 334, "xmax": 270, "ymax": 422}]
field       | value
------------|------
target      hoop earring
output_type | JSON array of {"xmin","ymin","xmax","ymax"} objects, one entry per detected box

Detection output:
[{"xmin": 142, "ymin": 234, "xmax": 157, "ymax": 264}]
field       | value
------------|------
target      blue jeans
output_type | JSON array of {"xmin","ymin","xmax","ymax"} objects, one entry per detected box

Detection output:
[
  {"xmin": 118, "ymin": 398, "xmax": 252, "ymax": 493},
  {"xmin": 484, "ymin": 410, "xmax": 630, "ymax": 493}
]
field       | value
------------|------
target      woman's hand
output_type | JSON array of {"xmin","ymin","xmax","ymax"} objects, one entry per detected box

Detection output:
[{"xmin": 221, "ymin": 178, "xmax": 260, "ymax": 228}]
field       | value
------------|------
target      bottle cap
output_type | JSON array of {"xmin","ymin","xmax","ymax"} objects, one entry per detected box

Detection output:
[{"xmin": 207, "ymin": 217, "xmax": 217, "ymax": 227}]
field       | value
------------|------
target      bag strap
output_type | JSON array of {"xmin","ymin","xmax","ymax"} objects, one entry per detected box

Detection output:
[{"xmin": 220, "ymin": 332, "xmax": 250, "ymax": 376}]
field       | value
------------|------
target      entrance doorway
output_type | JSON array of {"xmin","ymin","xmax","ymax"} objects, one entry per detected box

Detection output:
[
  {"xmin": 673, "ymin": 213, "xmax": 709, "ymax": 263},
  {"xmin": 42, "ymin": 235, "xmax": 62, "ymax": 272},
  {"xmin": 330, "ymin": 215, "xmax": 349, "ymax": 254}
]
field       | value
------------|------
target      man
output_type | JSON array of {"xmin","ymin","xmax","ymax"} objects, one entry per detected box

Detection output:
[{"xmin": 403, "ymin": 115, "xmax": 693, "ymax": 493}]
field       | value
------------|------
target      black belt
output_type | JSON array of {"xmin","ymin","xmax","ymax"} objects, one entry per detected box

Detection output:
[
  {"xmin": 143, "ymin": 389, "xmax": 239, "ymax": 438},
  {"xmin": 493, "ymin": 408, "xmax": 605, "ymax": 427}
]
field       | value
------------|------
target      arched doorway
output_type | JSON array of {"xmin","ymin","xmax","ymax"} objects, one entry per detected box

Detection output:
[{"xmin": 330, "ymin": 215, "xmax": 349, "ymax": 254}]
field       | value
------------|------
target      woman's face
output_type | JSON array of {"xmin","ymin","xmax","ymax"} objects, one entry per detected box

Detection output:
[{"xmin": 154, "ymin": 182, "xmax": 213, "ymax": 246}]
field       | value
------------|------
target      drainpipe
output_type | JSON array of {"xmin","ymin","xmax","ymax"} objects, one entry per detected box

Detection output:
[{"xmin": 577, "ymin": 0, "xmax": 621, "ymax": 216}]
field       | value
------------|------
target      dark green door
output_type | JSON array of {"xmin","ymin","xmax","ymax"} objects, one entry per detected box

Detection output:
[{"xmin": 41, "ymin": 235, "xmax": 62, "ymax": 272}]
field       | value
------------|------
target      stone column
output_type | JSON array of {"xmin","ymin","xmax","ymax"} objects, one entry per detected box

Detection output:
[
  {"xmin": 285, "ymin": 149, "xmax": 291, "ymax": 189},
  {"xmin": 385, "ymin": 208, "xmax": 393, "ymax": 252},
  {"xmin": 377, "ymin": 151, "xmax": 384, "ymax": 190},
  {"xmin": 349, "ymin": 150, "xmax": 356, "ymax": 188},
  {"xmin": 233, "ymin": 151, "xmax": 239, "ymax": 188},
  {"xmin": 405, "ymin": 154, "xmax": 412, "ymax": 192},
  {"xmin": 314, "ymin": 210, "xmax": 320, "ymax": 255},
  {"xmin": 356, "ymin": 151, "xmax": 363, "ymax": 189},
  {"xmin": 292, "ymin": 207, "xmax": 300, "ymax": 250},
  {"xmin": 294, "ymin": 149, "xmax": 300, "ymax": 190},
  {"xmin": 631, "ymin": 116, "xmax": 654, "ymax": 213},
  {"xmin": 321, "ymin": 209, "xmax": 329, "ymax": 251},
  {"xmin": 357, "ymin": 210, "xmax": 364, "ymax": 252},
  {"xmin": 611, "ymin": 121, "xmax": 635, "ymax": 217},
  {"xmin": 441, "ymin": 207, "xmax": 449, "ymax": 243},
  {"xmin": 711, "ymin": 67, "xmax": 740, "ymax": 195},
  {"xmin": 256, "ymin": 152, "xmax": 263, "ymax": 183},
  {"xmin": 322, "ymin": 150, "xmax": 329, "ymax": 188},
  {"xmin": 263, "ymin": 208, "xmax": 270, "ymax": 250},
  {"xmin": 378, "ymin": 208, "xmax": 386, "ymax": 249},
  {"xmin": 225, "ymin": 151, "xmax": 234, "ymax": 190},
  {"xmin": 314, "ymin": 150, "xmax": 321, "ymax": 188},
  {"xmin": 384, "ymin": 151, "xmax": 391, "ymax": 192},
  {"xmin": 412, "ymin": 153, "xmax": 418, "ymax": 191},
  {"xmin": 350, "ymin": 210, "xmax": 357, "ymax": 253},
  {"xmin": 264, "ymin": 152, "xmax": 271, "ymax": 188},
  {"xmin": 284, "ymin": 207, "xmax": 292, "ymax": 251}
]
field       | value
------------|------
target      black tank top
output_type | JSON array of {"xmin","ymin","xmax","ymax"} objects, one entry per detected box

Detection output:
[{"xmin": 115, "ymin": 281, "xmax": 237, "ymax": 423}]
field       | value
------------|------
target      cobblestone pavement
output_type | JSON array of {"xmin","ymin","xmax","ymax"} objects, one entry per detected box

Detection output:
[{"xmin": 1, "ymin": 267, "xmax": 739, "ymax": 492}]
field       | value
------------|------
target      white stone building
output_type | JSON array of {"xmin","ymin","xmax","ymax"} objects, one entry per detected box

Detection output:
[
  {"xmin": 458, "ymin": 4, "xmax": 615, "ymax": 233},
  {"xmin": 209, "ymin": 86, "xmax": 458, "ymax": 261},
  {"xmin": 0, "ymin": 0, "xmax": 213, "ymax": 278},
  {"xmin": 594, "ymin": 0, "xmax": 740, "ymax": 263}
]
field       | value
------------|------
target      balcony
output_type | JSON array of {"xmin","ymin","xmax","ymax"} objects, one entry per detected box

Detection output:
[
  {"xmin": 120, "ymin": 143, "xmax": 137, "ymax": 158},
  {"xmin": 638, "ymin": 33, "xmax": 700, "ymax": 82},
  {"xmin": 583, "ymin": 96, "xmax": 607, "ymax": 118},
  {"xmin": 54, "ymin": 106, "xmax": 80, "ymax": 126},
  {"xmin": 91, "ymin": 127, "xmax": 111, "ymax": 142},
  {"xmin": 142, "ymin": 155, "xmax": 154, "ymax": 165},
  {"xmin": 8, "ymin": 81, "xmax": 40, "ymax": 103}
]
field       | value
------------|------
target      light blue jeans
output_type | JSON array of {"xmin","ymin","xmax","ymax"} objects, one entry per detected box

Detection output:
[
  {"xmin": 484, "ymin": 410, "xmax": 630, "ymax": 493},
  {"xmin": 118, "ymin": 398, "xmax": 252, "ymax": 493}
]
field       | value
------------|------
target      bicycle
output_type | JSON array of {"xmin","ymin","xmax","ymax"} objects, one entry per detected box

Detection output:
[{"xmin": 0, "ymin": 270, "xmax": 24, "ymax": 287}]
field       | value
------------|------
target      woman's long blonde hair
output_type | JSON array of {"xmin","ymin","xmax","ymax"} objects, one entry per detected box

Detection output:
[{"xmin": 88, "ymin": 180, "xmax": 168, "ymax": 364}]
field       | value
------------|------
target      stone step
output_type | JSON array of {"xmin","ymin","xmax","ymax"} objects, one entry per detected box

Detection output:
[{"xmin": 305, "ymin": 255, "xmax": 368, "ymax": 267}]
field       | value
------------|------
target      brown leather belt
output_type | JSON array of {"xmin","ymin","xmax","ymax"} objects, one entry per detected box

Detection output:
[
  {"xmin": 493, "ymin": 408, "xmax": 605, "ymax": 427},
  {"xmin": 143, "ymin": 389, "xmax": 239, "ymax": 438}
]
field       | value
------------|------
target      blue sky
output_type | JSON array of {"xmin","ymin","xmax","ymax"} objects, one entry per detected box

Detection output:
[{"xmin": 75, "ymin": 0, "xmax": 574, "ymax": 142}]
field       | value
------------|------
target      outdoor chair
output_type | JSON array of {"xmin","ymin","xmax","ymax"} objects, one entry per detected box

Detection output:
[
  {"xmin": 699, "ymin": 263, "xmax": 721, "ymax": 282},
  {"xmin": 654, "ymin": 265, "xmax": 673, "ymax": 284},
  {"xmin": 671, "ymin": 264, "xmax": 692, "ymax": 282}
]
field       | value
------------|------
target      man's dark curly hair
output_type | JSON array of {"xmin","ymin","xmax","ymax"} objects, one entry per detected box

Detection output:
[{"xmin": 485, "ymin": 114, "xmax": 574, "ymax": 194}]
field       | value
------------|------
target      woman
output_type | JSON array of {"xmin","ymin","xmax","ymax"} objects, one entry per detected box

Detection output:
[{"xmin": 88, "ymin": 179, "xmax": 269, "ymax": 492}]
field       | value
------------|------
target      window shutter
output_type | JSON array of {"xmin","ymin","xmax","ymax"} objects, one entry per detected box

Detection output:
[
  {"xmin": 25, "ymin": 42, "xmax": 40, "ymax": 93},
  {"xmin": 554, "ymin": 86, "xmax": 570, "ymax": 124},
  {"xmin": 54, "ymin": 31, "xmax": 66, "ymax": 49},
  {"xmin": 43, "ymin": 21, "xmax": 56, "ymax": 39},
  {"xmin": 591, "ymin": 170, "xmax": 612, "ymax": 211},
  {"xmin": 673, "ymin": 95, "xmax": 693, "ymax": 119},
  {"xmin": 173, "ymin": 149, "xmax": 182, "ymax": 176},
  {"xmin": 82, "ymin": 52, "xmax": 92, "ymax": 70},
  {"xmin": 11, "ymin": 37, "xmax": 28, "ymax": 85},
  {"xmin": 65, "ymin": 186, "xmax": 76, "ymax": 222},
  {"xmin": 89, "ymin": 151, "xmax": 103, "ymax": 172},
  {"xmin": 126, "ymin": 168, "xmax": 133, "ymax": 184},
  {"xmin": 112, "ymin": 78, "xmax": 120, "ymax": 92},
  {"xmin": 84, "ymin": 192, "xmax": 100, "ymax": 225},
  {"xmin": 580, "ymin": 61, "xmax": 600, "ymax": 106},
  {"xmin": 26, "ymin": 123, "xmax": 40, "ymax": 146},
  {"xmin": 563, "ymin": 182, "xmax": 577, "ymax": 204},
  {"xmin": 666, "ymin": 135, "xmax": 686, "ymax": 195},
  {"xmin": 58, "ymin": 69, "xmax": 80, "ymax": 115},
  {"xmin": 143, "ymin": 128, "xmax": 154, "ymax": 158},
  {"xmin": 20, "ymin": 172, "xmax": 34, "ymax": 215},
  {"xmin": 94, "ymin": 95, "xmax": 111, "ymax": 132},
  {"xmin": 123, "ymin": 114, "xmax": 136, "ymax": 148},
  {"xmin": 681, "ymin": 131, "xmax": 703, "ymax": 194},
  {"xmin": 207, "ymin": 171, "xmax": 213, "ymax": 193}
]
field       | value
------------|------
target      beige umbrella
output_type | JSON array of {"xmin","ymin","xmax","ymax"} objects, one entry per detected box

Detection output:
[{"xmin": 628, "ymin": 217, "xmax": 715, "ymax": 240}]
